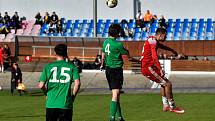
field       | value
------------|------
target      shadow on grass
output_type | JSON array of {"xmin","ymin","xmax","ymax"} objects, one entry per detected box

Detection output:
[{"xmin": 0, "ymin": 114, "xmax": 45, "ymax": 119}]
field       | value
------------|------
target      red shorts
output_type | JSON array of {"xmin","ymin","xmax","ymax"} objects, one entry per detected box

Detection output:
[{"xmin": 141, "ymin": 65, "xmax": 168, "ymax": 85}]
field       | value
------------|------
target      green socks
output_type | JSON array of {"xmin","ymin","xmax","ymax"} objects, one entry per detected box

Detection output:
[
  {"xmin": 110, "ymin": 101, "xmax": 117, "ymax": 120},
  {"xmin": 110, "ymin": 101, "xmax": 124, "ymax": 121},
  {"xmin": 116, "ymin": 102, "xmax": 123, "ymax": 118}
]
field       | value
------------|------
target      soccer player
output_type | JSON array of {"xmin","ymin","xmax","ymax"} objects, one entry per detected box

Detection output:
[
  {"xmin": 141, "ymin": 28, "xmax": 184, "ymax": 114},
  {"xmin": 38, "ymin": 44, "xmax": 81, "ymax": 121},
  {"xmin": 101, "ymin": 23, "xmax": 130, "ymax": 121}
]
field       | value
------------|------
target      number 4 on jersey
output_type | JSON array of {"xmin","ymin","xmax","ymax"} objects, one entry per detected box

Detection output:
[{"xmin": 105, "ymin": 43, "xmax": 110, "ymax": 55}]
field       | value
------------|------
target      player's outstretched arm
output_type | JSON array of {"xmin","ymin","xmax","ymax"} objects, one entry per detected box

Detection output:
[{"xmin": 157, "ymin": 43, "xmax": 178, "ymax": 56}]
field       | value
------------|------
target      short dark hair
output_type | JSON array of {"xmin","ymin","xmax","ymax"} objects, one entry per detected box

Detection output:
[
  {"xmin": 156, "ymin": 28, "xmax": 167, "ymax": 35},
  {"xmin": 108, "ymin": 23, "xmax": 122, "ymax": 37},
  {"xmin": 54, "ymin": 44, "xmax": 68, "ymax": 57}
]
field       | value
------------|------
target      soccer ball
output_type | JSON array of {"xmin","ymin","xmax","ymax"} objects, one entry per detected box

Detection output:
[
  {"xmin": 0, "ymin": 86, "xmax": 2, "ymax": 91},
  {"xmin": 106, "ymin": 0, "xmax": 118, "ymax": 8}
]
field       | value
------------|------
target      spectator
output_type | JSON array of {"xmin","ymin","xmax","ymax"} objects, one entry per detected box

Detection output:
[
  {"xmin": 3, "ymin": 12, "xmax": 10, "ymax": 25},
  {"xmin": 50, "ymin": 12, "xmax": 59, "ymax": 25},
  {"xmin": 120, "ymin": 20, "xmax": 133, "ymax": 38},
  {"xmin": 192, "ymin": 56, "xmax": 198, "ymax": 60},
  {"xmin": 56, "ymin": 20, "xmax": 63, "ymax": 34},
  {"xmin": 43, "ymin": 12, "xmax": 50, "ymax": 24},
  {"xmin": 3, "ymin": 44, "xmax": 11, "ymax": 69},
  {"xmin": 159, "ymin": 15, "xmax": 167, "ymax": 28},
  {"xmin": 151, "ymin": 14, "xmax": 158, "ymax": 24},
  {"xmin": 34, "ymin": 12, "xmax": 43, "ymax": 25},
  {"xmin": 143, "ymin": 10, "xmax": 153, "ymax": 24},
  {"xmin": 0, "ymin": 46, "xmax": 4, "ymax": 72},
  {"xmin": 0, "ymin": 13, "xmax": 4, "ymax": 24},
  {"xmin": 11, "ymin": 12, "xmax": 20, "ymax": 30},
  {"xmin": 158, "ymin": 53, "xmax": 164, "ymax": 59},
  {"xmin": 11, "ymin": 63, "xmax": 22, "ymax": 95},
  {"xmin": 176, "ymin": 53, "xmax": 187, "ymax": 60},
  {"xmin": 48, "ymin": 22, "xmax": 56, "ymax": 33},
  {"xmin": 202, "ymin": 56, "xmax": 209, "ymax": 61},
  {"xmin": 135, "ymin": 10, "xmax": 143, "ymax": 28},
  {"xmin": 93, "ymin": 54, "xmax": 102, "ymax": 69},
  {"xmin": 72, "ymin": 57, "xmax": 83, "ymax": 73},
  {"xmin": 0, "ymin": 24, "xmax": 9, "ymax": 34}
]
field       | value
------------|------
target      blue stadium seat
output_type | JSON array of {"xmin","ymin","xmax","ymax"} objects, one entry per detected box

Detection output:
[
  {"xmin": 66, "ymin": 20, "xmax": 73, "ymax": 29},
  {"xmin": 61, "ymin": 18, "xmax": 66, "ymax": 24},
  {"xmin": 48, "ymin": 33, "xmax": 54, "ymax": 36},
  {"xmin": 102, "ymin": 32, "xmax": 108, "ymax": 38},
  {"xmin": 141, "ymin": 32, "xmax": 148, "ymax": 40},
  {"xmin": 173, "ymin": 32, "xmax": 180, "ymax": 40},
  {"xmin": 133, "ymin": 28, "xmax": 142, "ymax": 40},
  {"xmin": 63, "ymin": 32, "xmax": 71, "ymax": 37},
  {"xmin": 54, "ymin": 33, "xmax": 62, "ymax": 37},
  {"xmin": 113, "ymin": 19, "xmax": 119, "ymax": 24}
]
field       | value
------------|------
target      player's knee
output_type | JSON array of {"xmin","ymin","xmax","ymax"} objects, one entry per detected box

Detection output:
[
  {"xmin": 165, "ymin": 81, "xmax": 172, "ymax": 87},
  {"xmin": 112, "ymin": 89, "xmax": 120, "ymax": 101}
]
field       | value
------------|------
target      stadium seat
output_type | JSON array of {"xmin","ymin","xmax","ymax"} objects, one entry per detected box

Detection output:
[
  {"xmin": 133, "ymin": 28, "xmax": 142, "ymax": 40},
  {"xmin": 113, "ymin": 19, "xmax": 119, "ymax": 24},
  {"xmin": 141, "ymin": 32, "xmax": 148, "ymax": 40},
  {"xmin": 31, "ymin": 25, "xmax": 41, "ymax": 36},
  {"xmin": 66, "ymin": 20, "xmax": 73, "ymax": 29},
  {"xmin": 0, "ymin": 34, "xmax": 5, "ymax": 42},
  {"xmin": 16, "ymin": 29, "xmax": 24, "ymax": 35},
  {"xmin": 4, "ymin": 33, "xmax": 15, "ymax": 42}
]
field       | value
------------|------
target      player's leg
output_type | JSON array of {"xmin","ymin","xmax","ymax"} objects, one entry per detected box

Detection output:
[
  {"xmin": 58, "ymin": 109, "xmax": 73, "ymax": 121},
  {"xmin": 106, "ymin": 67, "xmax": 125, "ymax": 121},
  {"xmin": 110, "ymin": 89, "xmax": 120, "ymax": 121},
  {"xmin": 115, "ymin": 68, "xmax": 125, "ymax": 121},
  {"xmin": 160, "ymin": 85, "xmax": 169, "ymax": 112},
  {"xmin": 0, "ymin": 60, "xmax": 2, "ymax": 72},
  {"xmin": 46, "ymin": 108, "xmax": 58, "ymax": 121},
  {"xmin": 143, "ymin": 66, "xmax": 184, "ymax": 113},
  {"xmin": 0, "ymin": 59, "xmax": 4, "ymax": 73},
  {"xmin": 163, "ymin": 80, "xmax": 184, "ymax": 113}
]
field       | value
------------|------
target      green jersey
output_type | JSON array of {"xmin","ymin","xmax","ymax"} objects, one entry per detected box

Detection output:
[
  {"xmin": 39, "ymin": 60, "xmax": 80, "ymax": 109},
  {"xmin": 102, "ymin": 38, "xmax": 128, "ymax": 68}
]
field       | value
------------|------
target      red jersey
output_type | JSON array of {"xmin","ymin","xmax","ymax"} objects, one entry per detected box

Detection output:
[{"xmin": 141, "ymin": 36, "xmax": 161, "ymax": 70}]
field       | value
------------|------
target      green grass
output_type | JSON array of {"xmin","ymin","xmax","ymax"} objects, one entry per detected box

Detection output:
[{"xmin": 0, "ymin": 91, "xmax": 215, "ymax": 121}]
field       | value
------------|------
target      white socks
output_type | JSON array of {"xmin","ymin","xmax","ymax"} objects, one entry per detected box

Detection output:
[
  {"xmin": 168, "ymin": 99, "xmax": 176, "ymax": 109},
  {"xmin": 162, "ymin": 96, "xmax": 168, "ymax": 105}
]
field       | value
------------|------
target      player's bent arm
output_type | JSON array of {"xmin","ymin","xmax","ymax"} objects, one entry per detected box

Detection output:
[{"xmin": 72, "ymin": 79, "xmax": 81, "ymax": 101}]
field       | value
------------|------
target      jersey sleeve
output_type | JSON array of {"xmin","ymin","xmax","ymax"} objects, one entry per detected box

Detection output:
[
  {"xmin": 72, "ymin": 66, "xmax": 80, "ymax": 81},
  {"xmin": 149, "ymin": 39, "xmax": 161, "ymax": 70},
  {"xmin": 119, "ymin": 43, "xmax": 128, "ymax": 55},
  {"xmin": 39, "ymin": 67, "xmax": 48, "ymax": 83}
]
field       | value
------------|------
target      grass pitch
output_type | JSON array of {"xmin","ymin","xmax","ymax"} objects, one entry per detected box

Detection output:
[{"xmin": 0, "ymin": 91, "xmax": 214, "ymax": 121}]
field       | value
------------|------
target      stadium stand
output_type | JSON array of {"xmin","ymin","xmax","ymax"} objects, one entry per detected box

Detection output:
[
  {"xmin": 36, "ymin": 18, "xmax": 214, "ymax": 41},
  {"xmin": 0, "ymin": 16, "xmax": 214, "ymax": 41}
]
